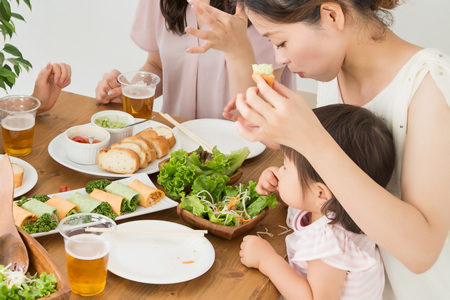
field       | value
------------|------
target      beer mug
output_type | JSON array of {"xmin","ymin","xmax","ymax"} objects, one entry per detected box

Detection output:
[
  {"xmin": 118, "ymin": 71, "xmax": 160, "ymax": 119},
  {"xmin": 57, "ymin": 213, "xmax": 116, "ymax": 296},
  {"xmin": 0, "ymin": 95, "xmax": 40, "ymax": 156}
]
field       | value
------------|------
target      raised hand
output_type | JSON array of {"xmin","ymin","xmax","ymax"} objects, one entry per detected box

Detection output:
[
  {"xmin": 32, "ymin": 62, "xmax": 71, "ymax": 114},
  {"xmin": 185, "ymin": 0, "xmax": 250, "ymax": 55}
]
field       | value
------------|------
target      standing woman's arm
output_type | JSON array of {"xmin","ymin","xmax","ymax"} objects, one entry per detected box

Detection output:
[
  {"xmin": 235, "ymin": 76, "xmax": 450, "ymax": 273},
  {"xmin": 299, "ymin": 74, "xmax": 450, "ymax": 273}
]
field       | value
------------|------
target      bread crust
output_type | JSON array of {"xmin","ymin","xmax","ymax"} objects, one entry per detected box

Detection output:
[
  {"xmin": 97, "ymin": 148, "xmax": 140, "ymax": 174},
  {"xmin": 154, "ymin": 126, "xmax": 176, "ymax": 148},
  {"xmin": 12, "ymin": 163, "xmax": 24, "ymax": 188},
  {"xmin": 252, "ymin": 72, "xmax": 275, "ymax": 88},
  {"xmin": 121, "ymin": 136, "xmax": 156, "ymax": 162}
]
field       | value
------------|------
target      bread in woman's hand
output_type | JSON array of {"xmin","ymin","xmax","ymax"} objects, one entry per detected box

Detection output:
[
  {"xmin": 97, "ymin": 148, "xmax": 140, "ymax": 174},
  {"xmin": 252, "ymin": 64, "xmax": 274, "ymax": 88}
]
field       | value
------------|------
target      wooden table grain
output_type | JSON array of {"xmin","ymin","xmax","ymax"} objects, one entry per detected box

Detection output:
[{"xmin": 2, "ymin": 91, "xmax": 287, "ymax": 300}]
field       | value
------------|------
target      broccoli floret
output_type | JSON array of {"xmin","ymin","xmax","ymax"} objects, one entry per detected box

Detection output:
[
  {"xmin": 31, "ymin": 194, "xmax": 50, "ymax": 202},
  {"xmin": 16, "ymin": 196, "xmax": 30, "ymax": 207},
  {"xmin": 85, "ymin": 179, "xmax": 112, "ymax": 194},
  {"xmin": 91, "ymin": 202, "xmax": 117, "ymax": 220},
  {"xmin": 21, "ymin": 213, "xmax": 58, "ymax": 234}
]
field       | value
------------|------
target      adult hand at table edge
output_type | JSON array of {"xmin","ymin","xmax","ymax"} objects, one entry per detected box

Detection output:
[
  {"xmin": 95, "ymin": 69, "xmax": 123, "ymax": 104},
  {"xmin": 33, "ymin": 62, "xmax": 72, "ymax": 114}
]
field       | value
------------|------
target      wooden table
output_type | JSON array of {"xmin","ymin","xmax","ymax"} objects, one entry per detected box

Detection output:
[{"xmin": 2, "ymin": 91, "xmax": 287, "ymax": 299}]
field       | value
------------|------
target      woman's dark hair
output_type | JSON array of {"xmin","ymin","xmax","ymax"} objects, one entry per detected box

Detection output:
[
  {"xmin": 239, "ymin": 0, "xmax": 402, "ymax": 40},
  {"xmin": 160, "ymin": 0, "xmax": 239, "ymax": 36},
  {"xmin": 280, "ymin": 104, "xmax": 395, "ymax": 234}
]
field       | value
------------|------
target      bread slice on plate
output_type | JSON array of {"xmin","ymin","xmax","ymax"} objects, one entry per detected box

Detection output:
[
  {"xmin": 153, "ymin": 126, "xmax": 176, "ymax": 148},
  {"xmin": 97, "ymin": 148, "xmax": 140, "ymax": 174},
  {"xmin": 137, "ymin": 132, "xmax": 170, "ymax": 159},
  {"xmin": 110, "ymin": 142, "xmax": 148, "ymax": 169},
  {"xmin": 12, "ymin": 163, "xmax": 24, "ymax": 188},
  {"xmin": 120, "ymin": 136, "xmax": 156, "ymax": 162},
  {"xmin": 136, "ymin": 128, "xmax": 159, "ymax": 141}
]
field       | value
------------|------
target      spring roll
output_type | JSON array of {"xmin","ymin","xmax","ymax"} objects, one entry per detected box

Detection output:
[
  {"xmin": 89, "ymin": 188, "xmax": 124, "ymax": 216},
  {"xmin": 45, "ymin": 195, "xmax": 79, "ymax": 221},
  {"xmin": 105, "ymin": 182, "xmax": 140, "ymax": 213},
  {"xmin": 127, "ymin": 179, "xmax": 165, "ymax": 208},
  {"xmin": 67, "ymin": 192, "xmax": 102, "ymax": 213},
  {"xmin": 13, "ymin": 204, "xmax": 37, "ymax": 227},
  {"xmin": 21, "ymin": 199, "xmax": 58, "ymax": 220}
]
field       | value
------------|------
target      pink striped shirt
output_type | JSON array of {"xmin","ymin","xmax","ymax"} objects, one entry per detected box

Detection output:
[{"xmin": 286, "ymin": 208, "xmax": 384, "ymax": 299}]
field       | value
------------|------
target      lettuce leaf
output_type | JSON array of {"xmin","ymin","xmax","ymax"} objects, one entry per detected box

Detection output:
[{"xmin": 157, "ymin": 146, "xmax": 249, "ymax": 200}]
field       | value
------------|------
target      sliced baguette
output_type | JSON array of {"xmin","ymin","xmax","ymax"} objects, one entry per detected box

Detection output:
[
  {"xmin": 121, "ymin": 136, "xmax": 156, "ymax": 162},
  {"xmin": 12, "ymin": 163, "xmax": 24, "ymax": 188},
  {"xmin": 110, "ymin": 142, "xmax": 148, "ymax": 169},
  {"xmin": 138, "ymin": 135, "xmax": 170, "ymax": 159},
  {"xmin": 153, "ymin": 126, "xmax": 176, "ymax": 148},
  {"xmin": 97, "ymin": 148, "xmax": 140, "ymax": 174},
  {"xmin": 136, "ymin": 128, "xmax": 159, "ymax": 141}
]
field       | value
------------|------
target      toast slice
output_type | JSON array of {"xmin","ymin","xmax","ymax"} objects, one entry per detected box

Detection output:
[
  {"xmin": 110, "ymin": 142, "xmax": 148, "ymax": 169},
  {"xmin": 12, "ymin": 163, "xmax": 24, "ymax": 188},
  {"xmin": 97, "ymin": 148, "xmax": 140, "ymax": 174},
  {"xmin": 252, "ymin": 64, "xmax": 275, "ymax": 88},
  {"xmin": 153, "ymin": 126, "xmax": 176, "ymax": 148},
  {"xmin": 120, "ymin": 136, "xmax": 156, "ymax": 162}
]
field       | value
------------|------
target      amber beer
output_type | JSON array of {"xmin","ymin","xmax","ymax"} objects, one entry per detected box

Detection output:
[
  {"xmin": 1, "ymin": 113, "xmax": 35, "ymax": 156},
  {"xmin": 65, "ymin": 234, "xmax": 110, "ymax": 296},
  {"xmin": 122, "ymin": 86, "xmax": 155, "ymax": 119}
]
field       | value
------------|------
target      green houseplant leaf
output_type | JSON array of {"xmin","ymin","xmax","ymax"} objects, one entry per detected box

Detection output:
[{"xmin": 0, "ymin": 0, "xmax": 32, "ymax": 92}]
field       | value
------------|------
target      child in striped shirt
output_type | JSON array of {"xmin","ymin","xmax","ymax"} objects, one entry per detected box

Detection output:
[{"xmin": 240, "ymin": 104, "xmax": 395, "ymax": 300}]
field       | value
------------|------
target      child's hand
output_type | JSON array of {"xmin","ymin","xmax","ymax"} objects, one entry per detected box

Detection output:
[
  {"xmin": 256, "ymin": 166, "xmax": 280, "ymax": 195},
  {"xmin": 239, "ymin": 235, "xmax": 277, "ymax": 269},
  {"xmin": 33, "ymin": 62, "xmax": 71, "ymax": 114}
]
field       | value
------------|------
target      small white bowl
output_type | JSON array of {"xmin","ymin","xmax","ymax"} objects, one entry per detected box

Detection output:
[
  {"xmin": 65, "ymin": 125, "xmax": 110, "ymax": 165},
  {"xmin": 91, "ymin": 110, "xmax": 134, "ymax": 146}
]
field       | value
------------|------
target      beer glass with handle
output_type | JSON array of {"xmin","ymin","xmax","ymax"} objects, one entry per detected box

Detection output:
[
  {"xmin": 0, "ymin": 95, "xmax": 40, "ymax": 157},
  {"xmin": 118, "ymin": 71, "xmax": 160, "ymax": 119},
  {"xmin": 57, "ymin": 213, "xmax": 117, "ymax": 296}
]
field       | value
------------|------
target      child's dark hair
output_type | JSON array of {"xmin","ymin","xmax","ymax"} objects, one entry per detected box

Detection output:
[{"xmin": 280, "ymin": 104, "xmax": 395, "ymax": 234}]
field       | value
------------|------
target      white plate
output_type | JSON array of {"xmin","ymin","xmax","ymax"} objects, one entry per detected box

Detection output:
[
  {"xmin": 0, "ymin": 154, "xmax": 39, "ymax": 199},
  {"xmin": 15, "ymin": 173, "xmax": 178, "ymax": 238},
  {"xmin": 48, "ymin": 120, "xmax": 181, "ymax": 177},
  {"xmin": 108, "ymin": 220, "xmax": 215, "ymax": 284},
  {"xmin": 172, "ymin": 119, "xmax": 265, "ymax": 159}
]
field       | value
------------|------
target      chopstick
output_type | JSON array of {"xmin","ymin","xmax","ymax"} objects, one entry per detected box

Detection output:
[
  {"xmin": 85, "ymin": 227, "xmax": 207, "ymax": 237},
  {"xmin": 159, "ymin": 112, "xmax": 214, "ymax": 152}
]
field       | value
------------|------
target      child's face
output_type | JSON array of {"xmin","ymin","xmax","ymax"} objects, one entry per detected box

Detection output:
[{"xmin": 278, "ymin": 157, "xmax": 316, "ymax": 212}]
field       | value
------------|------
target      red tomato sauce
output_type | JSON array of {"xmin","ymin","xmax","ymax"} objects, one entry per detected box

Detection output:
[{"xmin": 71, "ymin": 136, "xmax": 101, "ymax": 143}]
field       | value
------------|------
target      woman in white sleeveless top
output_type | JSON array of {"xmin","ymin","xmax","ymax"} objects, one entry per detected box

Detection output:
[{"xmin": 224, "ymin": 1, "xmax": 450, "ymax": 299}]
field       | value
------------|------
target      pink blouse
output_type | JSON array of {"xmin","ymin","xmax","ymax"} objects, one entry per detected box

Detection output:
[
  {"xmin": 130, "ymin": 0, "xmax": 296, "ymax": 119},
  {"xmin": 286, "ymin": 209, "xmax": 385, "ymax": 300}
]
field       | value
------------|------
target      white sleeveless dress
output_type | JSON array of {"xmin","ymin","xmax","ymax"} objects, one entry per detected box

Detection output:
[{"xmin": 316, "ymin": 48, "xmax": 450, "ymax": 300}]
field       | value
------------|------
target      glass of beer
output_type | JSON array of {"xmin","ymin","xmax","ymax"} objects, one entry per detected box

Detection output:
[
  {"xmin": 118, "ymin": 71, "xmax": 160, "ymax": 119},
  {"xmin": 57, "ymin": 213, "xmax": 117, "ymax": 296},
  {"xmin": 0, "ymin": 95, "xmax": 40, "ymax": 157}
]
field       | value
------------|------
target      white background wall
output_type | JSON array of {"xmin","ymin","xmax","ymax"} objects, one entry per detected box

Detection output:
[{"xmin": 1, "ymin": 0, "xmax": 449, "ymax": 100}]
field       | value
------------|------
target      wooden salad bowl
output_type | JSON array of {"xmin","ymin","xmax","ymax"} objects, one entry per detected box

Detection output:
[
  {"xmin": 177, "ymin": 205, "xmax": 270, "ymax": 240},
  {"xmin": 17, "ymin": 227, "xmax": 71, "ymax": 299}
]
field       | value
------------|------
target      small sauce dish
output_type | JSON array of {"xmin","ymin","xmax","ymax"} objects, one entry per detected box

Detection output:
[{"xmin": 65, "ymin": 125, "xmax": 110, "ymax": 165}]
